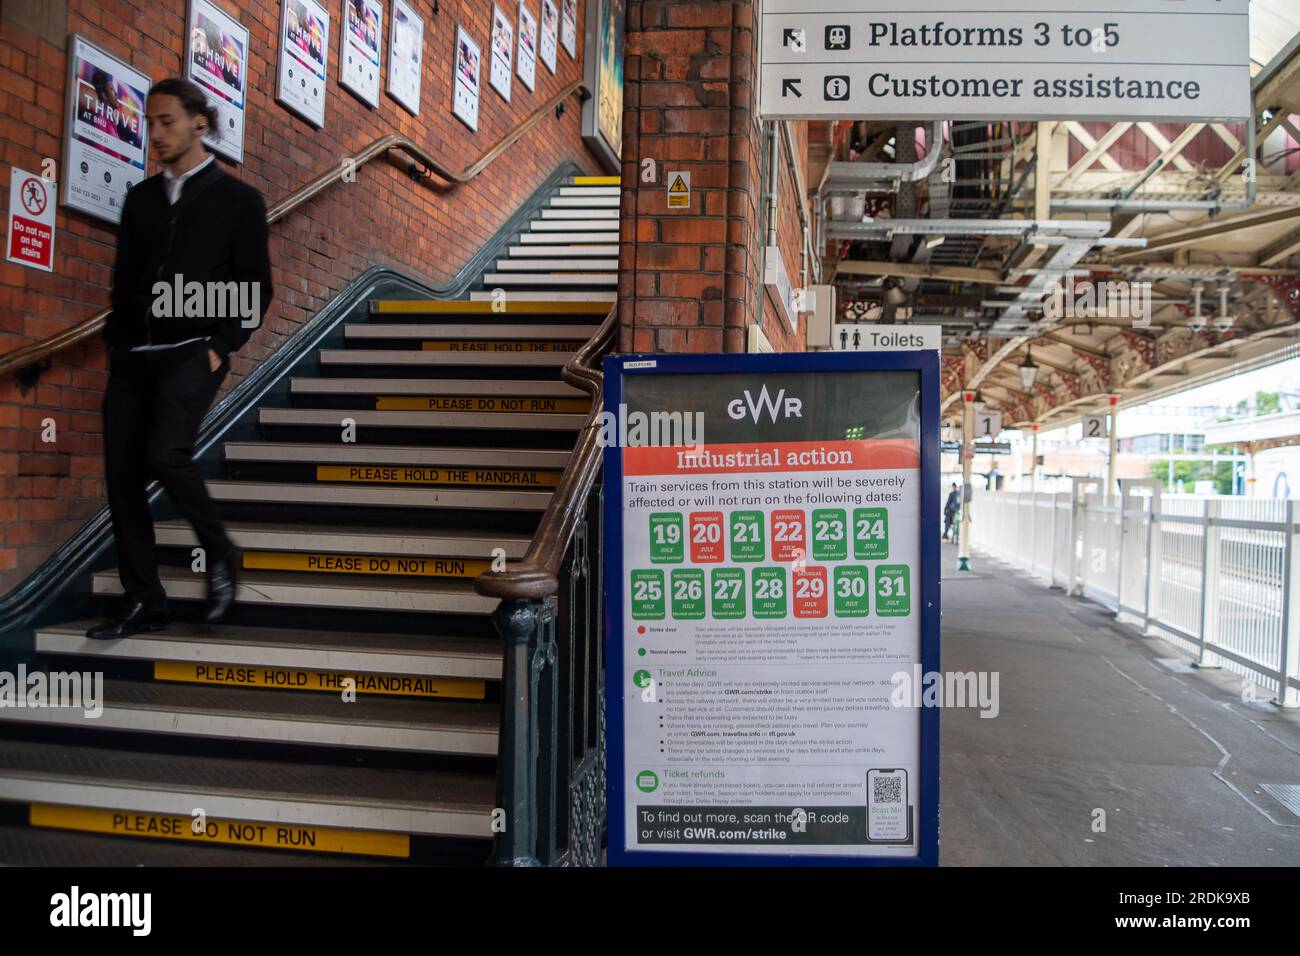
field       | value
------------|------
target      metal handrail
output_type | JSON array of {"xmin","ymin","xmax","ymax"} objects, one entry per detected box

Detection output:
[
  {"xmin": 475, "ymin": 304, "xmax": 616, "ymax": 601},
  {"xmin": 0, "ymin": 80, "xmax": 588, "ymax": 379}
]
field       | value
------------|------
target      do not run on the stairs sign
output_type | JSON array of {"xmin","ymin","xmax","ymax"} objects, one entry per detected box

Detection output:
[{"xmin": 604, "ymin": 351, "xmax": 940, "ymax": 866}]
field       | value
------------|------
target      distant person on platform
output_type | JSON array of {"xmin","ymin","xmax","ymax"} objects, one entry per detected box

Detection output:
[
  {"xmin": 943, "ymin": 483, "xmax": 960, "ymax": 542},
  {"xmin": 87, "ymin": 77, "xmax": 273, "ymax": 639}
]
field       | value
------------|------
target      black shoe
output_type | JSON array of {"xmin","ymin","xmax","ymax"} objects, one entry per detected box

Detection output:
[
  {"xmin": 204, "ymin": 551, "xmax": 239, "ymax": 624},
  {"xmin": 86, "ymin": 601, "xmax": 170, "ymax": 639}
]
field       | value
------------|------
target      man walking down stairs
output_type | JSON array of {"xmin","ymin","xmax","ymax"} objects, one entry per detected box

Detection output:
[{"xmin": 0, "ymin": 175, "xmax": 619, "ymax": 865}]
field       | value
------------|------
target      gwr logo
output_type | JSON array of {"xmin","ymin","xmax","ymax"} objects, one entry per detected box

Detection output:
[{"xmin": 726, "ymin": 386, "xmax": 803, "ymax": 423}]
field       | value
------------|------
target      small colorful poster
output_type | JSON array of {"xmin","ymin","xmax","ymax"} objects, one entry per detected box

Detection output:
[
  {"xmin": 60, "ymin": 34, "xmax": 149, "ymax": 224},
  {"xmin": 186, "ymin": 0, "xmax": 249, "ymax": 163},
  {"xmin": 387, "ymin": 0, "xmax": 424, "ymax": 114},
  {"xmin": 339, "ymin": 0, "xmax": 384, "ymax": 107},
  {"xmin": 540, "ymin": 0, "xmax": 559, "ymax": 74},
  {"xmin": 277, "ymin": 0, "xmax": 331, "ymax": 128},
  {"xmin": 490, "ymin": 5, "xmax": 514, "ymax": 101},
  {"xmin": 561, "ymin": 0, "xmax": 577, "ymax": 58},
  {"xmin": 452, "ymin": 25, "xmax": 482, "ymax": 132},
  {"xmin": 517, "ymin": 1, "xmax": 538, "ymax": 92}
]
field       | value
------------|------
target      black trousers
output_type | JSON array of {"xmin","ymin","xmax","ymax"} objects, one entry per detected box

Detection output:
[{"xmin": 103, "ymin": 340, "xmax": 232, "ymax": 610}]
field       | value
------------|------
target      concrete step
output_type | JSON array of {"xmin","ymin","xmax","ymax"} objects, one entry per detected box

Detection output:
[
  {"xmin": 368, "ymin": 298, "xmax": 609, "ymax": 316},
  {"xmin": 35, "ymin": 620, "xmax": 503, "ymax": 681},
  {"xmin": 468, "ymin": 290, "xmax": 616, "ymax": 303},
  {"xmin": 506, "ymin": 244, "xmax": 618, "ymax": 256},
  {"xmin": 0, "ymin": 738, "xmax": 495, "ymax": 841},
  {"xmin": 519, "ymin": 228, "xmax": 619, "ymax": 241},
  {"xmin": 540, "ymin": 207, "xmax": 618, "ymax": 219},
  {"xmin": 550, "ymin": 196, "xmax": 619, "ymax": 207},
  {"xmin": 206, "ymin": 478, "xmax": 553, "ymax": 511},
  {"xmin": 318, "ymin": 348, "xmax": 573, "ymax": 367},
  {"xmin": 221, "ymin": 441, "xmax": 572, "ymax": 470},
  {"xmin": 288, "ymin": 377, "xmax": 585, "ymax": 398},
  {"xmin": 493, "ymin": 258, "xmax": 617, "ymax": 271},
  {"xmin": 153, "ymin": 519, "xmax": 530, "ymax": 560},
  {"xmin": 557, "ymin": 186, "xmax": 619, "ymax": 197},
  {"xmin": 344, "ymin": 323, "xmax": 598, "ymax": 340},
  {"xmin": 0, "ymin": 678, "xmax": 499, "ymax": 755},
  {"xmin": 93, "ymin": 566, "xmax": 500, "ymax": 615},
  {"xmin": 257, "ymin": 407, "xmax": 583, "ymax": 432},
  {"xmin": 481, "ymin": 273, "xmax": 617, "ymax": 286},
  {"xmin": 570, "ymin": 175, "xmax": 619, "ymax": 186}
]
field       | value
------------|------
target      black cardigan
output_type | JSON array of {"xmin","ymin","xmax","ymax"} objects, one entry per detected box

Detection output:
[{"xmin": 104, "ymin": 157, "xmax": 274, "ymax": 360}]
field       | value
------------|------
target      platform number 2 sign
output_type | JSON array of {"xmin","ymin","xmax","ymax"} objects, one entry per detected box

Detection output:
[{"xmin": 1081, "ymin": 413, "xmax": 1109, "ymax": 439}]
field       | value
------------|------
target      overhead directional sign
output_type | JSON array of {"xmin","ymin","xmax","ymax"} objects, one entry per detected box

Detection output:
[{"xmin": 759, "ymin": 0, "xmax": 1250, "ymax": 122}]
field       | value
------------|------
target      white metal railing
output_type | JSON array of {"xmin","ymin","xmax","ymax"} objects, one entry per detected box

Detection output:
[{"xmin": 966, "ymin": 487, "xmax": 1300, "ymax": 707}]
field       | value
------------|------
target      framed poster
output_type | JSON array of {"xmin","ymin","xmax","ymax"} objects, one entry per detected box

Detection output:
[
  {"xmin": 490, "ymin": 5, "xmax": 514, "ymax": 102},
  {"xmin": 185, "ymin": 0, "xmax": 249, "ymax": 163},
  {"xmin": 339, "ymin": 0, "xmax": 383, "ymax": 108},
  {"xmin": 276, "ymin": 0, "xmax": 331, "ymax": 128},
  {"xmin": 60, "ymin": 34, "xmax": 149, "ymax": 225},
  {"xmin": 516, "ymin": 1, "xmax": 538, "ymax": 92},
  {"xmin": 540, "ymin": 0, "xmax": 559, "ymax": 74},
  {"xmin": 604, "ymin": 351, "xmax": 941, "ymax": 867},
  {"xmin": 580, "ymin": 0, "xmax": 624, "ymax": 172},
  {"xmin": 561, "ymin": 0, "xmax": 578, "ymax": 59},
  {"xmin": 452, "ymin": 25, "xmax": 482, "ymax": 132},
  {"xmin": 387, "ymin": 0, "xmax": 424, "ymax": 115}
]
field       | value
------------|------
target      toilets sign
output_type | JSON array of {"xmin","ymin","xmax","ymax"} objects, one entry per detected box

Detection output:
[
  {"xmin": 7, "ymin": 167, "xmax": 56, "ymax": 272},
  {"xmin": 759, "ymin": 0, "xmax": 1250, "ymax": 121}
]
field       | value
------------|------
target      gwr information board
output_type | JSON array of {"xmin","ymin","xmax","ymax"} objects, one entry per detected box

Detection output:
[{"xmin": 605, "ymin": 352, "xmax": 939, "ymax": 866}]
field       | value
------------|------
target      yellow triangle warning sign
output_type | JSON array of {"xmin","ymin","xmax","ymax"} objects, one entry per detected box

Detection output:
[{"xmin": 667, "ymin": 171, "xmax": 690, "ymax": 208}]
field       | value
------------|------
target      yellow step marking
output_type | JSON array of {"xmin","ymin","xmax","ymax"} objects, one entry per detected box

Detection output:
[
  {"xmin": 154, "ymin": 661, "xmax": 486, "ymax": 700},
  {"xmin": 421, "ymin": 340, "xmax": 576, "ymax": 353},
  {"xmin": 573, "ymin": 175, "xmax": 620, "ymax": 185},
  {"xmin": 244, "ymin": 550, "xmax": 491, "ymax": 578},
  {"xmin": 30, "ymin": 803, "xmax": 411, "ymax": 859},
  {"xmin": 375, "ymin": 395, "xmax": 589, "ymax": 413},
  {"xmin": 315, "ymin": 464, "xmax": 561, "ymax": 487},
  {"xmin": 372, "ymin": 299, "xmax": 608, "ymax": 314}
]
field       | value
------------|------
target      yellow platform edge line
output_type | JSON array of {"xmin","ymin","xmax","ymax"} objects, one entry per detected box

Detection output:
[
  {"xmin": 153, "ymin": 661, "xmax": 487, "ymax": 700},
  {"xmin": 29, "ymin": 803, "xmax": 412, "ymax": 859}
]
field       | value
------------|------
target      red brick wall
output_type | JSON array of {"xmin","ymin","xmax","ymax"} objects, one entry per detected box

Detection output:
[
  {"xmin": 0, "ymin": 0, "xmax": 604, "ymax": 593},
  {"xmin": 617, "ymin": 0, "xmax": 807, "ymax": 356}
]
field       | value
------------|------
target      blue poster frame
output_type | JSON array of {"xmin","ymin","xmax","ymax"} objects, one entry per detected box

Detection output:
[{"xmin": 603, "ymin": 349, "xmax": 941, "ymax": 867}]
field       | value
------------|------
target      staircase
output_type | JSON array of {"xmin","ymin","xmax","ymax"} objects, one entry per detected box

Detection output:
[{"xmin": 0, "ymin": 174, "xmax": 619, "ymax": 864}]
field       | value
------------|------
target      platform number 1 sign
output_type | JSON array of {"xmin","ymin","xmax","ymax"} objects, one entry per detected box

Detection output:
[{"xmin": 974, "ymin": 410, "xmax": 1001, "ymax": 439}]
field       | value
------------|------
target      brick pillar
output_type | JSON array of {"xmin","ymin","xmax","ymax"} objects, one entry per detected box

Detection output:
[{"xmin": 618, "ymin": 0, "xmax": 762, "ymax": 354}]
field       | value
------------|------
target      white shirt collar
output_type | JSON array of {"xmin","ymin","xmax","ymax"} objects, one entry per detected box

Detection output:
[{"xmin": 163, "ymin": 154, "xmax": 214, "ymax": 203}]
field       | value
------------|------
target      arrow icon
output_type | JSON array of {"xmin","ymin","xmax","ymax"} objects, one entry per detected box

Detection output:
[
  {"xmin": 782, "ymin": 78, "xmax": 802, "ymax": 98},
  {"xmin": 782, "ymin": 28, "xmax": 806, "ymax": 52}
]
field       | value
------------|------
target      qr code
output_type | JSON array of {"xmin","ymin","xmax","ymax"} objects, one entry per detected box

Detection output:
[{"xmin": 872, "ymin": 774, "xmax": 902, "ymax": 805}]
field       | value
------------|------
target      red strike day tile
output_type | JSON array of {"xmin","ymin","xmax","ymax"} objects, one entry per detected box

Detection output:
[
  {"xmin": 770, "ymin": 509, "xmax": 807, "ymax": 562},
  {"xmin": 688, "ymin": 512, "xmax": 725, "ymax": 562},
  {"xmin": 793, "ymin": 566, "xmax": 828, "ymax": 618}
]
